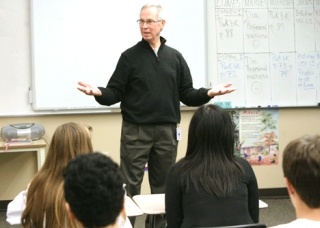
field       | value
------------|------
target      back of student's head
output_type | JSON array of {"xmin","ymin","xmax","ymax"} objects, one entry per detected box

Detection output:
[
  {"xmin": 179, "ymin": 104, "xmax": 242, "ymax": 196},
  {"xmin": 21, "ymin": 122, "xmax": 93, "ymax": 228},
  {"xmin": 45, "ymin": 122, "xmax": 93, "ymax": 174},
  {"xmin": 186, "ymin": 104, "xmax": 235, "ymax": 159},
  {"xmin": 64, "ymin": 152, "xmax": 125, "ymax": 228},
  {"xmin": 283, "ymin": 134, "xmax": 320, "ymax": 208}
]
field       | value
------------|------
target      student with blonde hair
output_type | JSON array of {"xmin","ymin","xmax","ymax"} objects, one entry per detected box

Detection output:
[{"xmin": 6, "ymin": 122, "xmax": 93, "ymax": 227}]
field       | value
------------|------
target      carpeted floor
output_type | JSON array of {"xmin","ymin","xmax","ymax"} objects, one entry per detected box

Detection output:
[
  {"xmin": 258, "ymin": 198, "xmax": 296, "ymax": 227},
  {"xmin": 0, "ymin": 198, "xmax": 295, "ymax": 228}
]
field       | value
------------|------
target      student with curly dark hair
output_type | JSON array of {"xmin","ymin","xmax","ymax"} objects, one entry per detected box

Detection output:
[{"xmin": 64, "ymin": 152, "xmax": 130, "ymax": 228}]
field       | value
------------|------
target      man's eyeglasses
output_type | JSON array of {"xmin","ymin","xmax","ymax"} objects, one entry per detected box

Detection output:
[{"xmin": 137, "ymin": 19, "xmax": 163, "ymax": 26}]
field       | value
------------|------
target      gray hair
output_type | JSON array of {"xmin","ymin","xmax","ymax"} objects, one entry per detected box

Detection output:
[{"xmin": 140, "ymin": 4, "xmax": 164, "ymax": 20}]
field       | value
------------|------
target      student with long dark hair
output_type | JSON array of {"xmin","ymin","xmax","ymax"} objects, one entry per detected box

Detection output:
[{"xmin": 165, "ymin": 104, "xmax": 259, "ymax": 228}]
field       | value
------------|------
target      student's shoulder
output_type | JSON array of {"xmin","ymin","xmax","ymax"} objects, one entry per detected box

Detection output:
[
  {"xmin": 169, "ymin": 160, "xmax": 182, "ymax": 171},
  {"xmin": 235, "ymin": 156, "xmax": 256, "ymax": 176},
  {"xmin": 168, "ymin": 159, "xmax": 186, "ymax": 174},
  {"xmin": 235, "ymin": 156, "xmax": 251, "ymax": 167}
]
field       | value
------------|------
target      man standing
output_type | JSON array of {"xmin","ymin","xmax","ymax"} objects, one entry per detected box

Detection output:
[{"xmin": 78, "ymin": 4, "xmax": 235, "ymax": 227}]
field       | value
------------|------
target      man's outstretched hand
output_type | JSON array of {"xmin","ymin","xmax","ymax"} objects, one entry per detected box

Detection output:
[
  {"xmin": 208, "ymin": 83, "xmax": 236, "ymax": 98},
  {"xmin": 77, "ymin": 81, "xmax": 102, "ymax": 96}
]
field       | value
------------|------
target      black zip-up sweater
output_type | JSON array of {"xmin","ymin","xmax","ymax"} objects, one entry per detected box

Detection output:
[{"xmin": 95, "ymin": 37, "xmax": 211, "ymax": 124}]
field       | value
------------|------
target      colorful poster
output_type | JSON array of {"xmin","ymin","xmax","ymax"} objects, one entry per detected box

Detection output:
[{"xmin": 231, "ymin": 109, "xmax": 279, "ymax": 166}]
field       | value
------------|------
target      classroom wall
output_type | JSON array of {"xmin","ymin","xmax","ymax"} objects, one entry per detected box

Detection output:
[
  {"xmin": 2, "ymin": 108, "xmax": 320, "ymax": 200},
  {"xmin": 1, "ymin": 0, "xmax": 320, "ymax": 200}
]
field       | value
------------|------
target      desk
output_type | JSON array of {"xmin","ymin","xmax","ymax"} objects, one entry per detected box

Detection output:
[
  {"xmin": 132, "ymin": 194, "xmax": 165, "ymax": 215},
  {"xmin": 259, "ymin": 200, "xmax": 268, "ymax": 208},
  {"xmin": 125, "ymin": 195, "xmax": 144, "ymax": 217},
  {"xmin": 132, "ymin": 194, "xmax": 165, "ymax": 228},
  {"xmin": 0, "ymin": 139, "xmax": 47, "ymax": 171}
]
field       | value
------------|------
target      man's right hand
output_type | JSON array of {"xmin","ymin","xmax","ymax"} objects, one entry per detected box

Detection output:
[{"xmin": 77, "ymin": 81, "xmax": 102, "ymax": 96}]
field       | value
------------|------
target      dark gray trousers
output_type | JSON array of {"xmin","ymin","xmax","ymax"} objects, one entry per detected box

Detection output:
[{"xmin": 120, "ymin": 121, "xmax": 178, "ymax": 228}]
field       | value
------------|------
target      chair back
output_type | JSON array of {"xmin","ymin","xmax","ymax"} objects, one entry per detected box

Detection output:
[{"xmin": 194, "ymin": 223, "xmax": 267, "ymax": 228}]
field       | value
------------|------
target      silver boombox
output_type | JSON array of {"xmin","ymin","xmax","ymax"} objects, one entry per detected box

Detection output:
[{"xmin": 1, "ymin": 123, "xmax": 45, "ymax": 140}]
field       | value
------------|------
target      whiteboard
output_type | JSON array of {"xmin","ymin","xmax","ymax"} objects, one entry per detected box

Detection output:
[
  {"xmin": 207, "ymin": 0, "xmax": 320, "ymax": 108},
  {"xmin": 30, "ymin": 0, "xmax": 207, "ymax": 111}
]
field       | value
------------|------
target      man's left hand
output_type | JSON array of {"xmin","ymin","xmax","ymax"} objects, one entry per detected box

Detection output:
[{"xmin": 208, "ymin": 83, "xmax": 236, "ymax": 98}]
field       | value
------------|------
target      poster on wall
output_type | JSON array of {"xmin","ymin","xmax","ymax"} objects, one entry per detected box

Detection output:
[{"xmin": 231, "ymin": 109, "xmax": 279, "ymax": 166}]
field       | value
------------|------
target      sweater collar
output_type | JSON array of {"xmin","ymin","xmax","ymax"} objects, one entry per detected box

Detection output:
[{"xmin": 141, "ymin": 36, "xmax": 167, "ymax": 48}]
